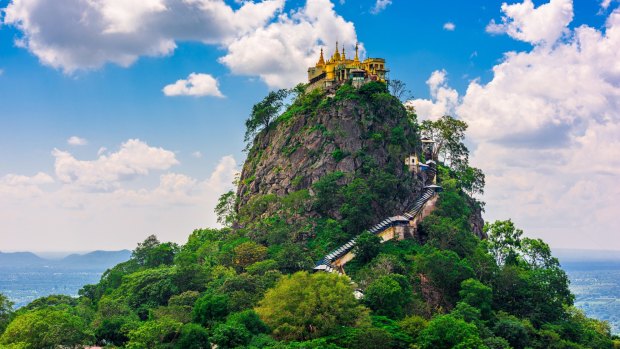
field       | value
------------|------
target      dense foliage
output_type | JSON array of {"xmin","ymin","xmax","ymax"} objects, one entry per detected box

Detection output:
[{"xmin": 0, "ymin": 82, "xmax": 616, "ymax": 348}]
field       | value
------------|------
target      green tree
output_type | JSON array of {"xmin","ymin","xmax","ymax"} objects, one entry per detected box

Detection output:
[
  {"xmin": 459, "ymin": 279, "xmax": 493, "ymax": 319},
  {"xmin": 457, "ymin": 166, "xmax": 486, "ymax": 195},
  {"xmin": 484, "ymin": 337, "xmax": 512, "ymax": 349},
  {"xmin": 211, "ymin": 321, "xmax": 252, "ymax": 349},
  {"xmin": 132, "ymin": 235, "xmax": 179, "ymax": 268},
  {"xmin": 421, "ymin": 215, "xmax": 477, "ymax": 258},
  {"xmin": 492, "ymin": 316, "xmax": 529, "ymax": 349},
  {"xmin": 485, "ymin": 220, "xmax": 523, "ymax": 266},
  {"xmin": 175, "ymin": 323, "xmax": 210, "ymax": 349},
  {"xmin": 399, "ymin": 315, "xmax": 428, "ymax": 341},
  {"xmin": 109, "ymin": 266, "xmax": 180, "ymax": 318},
  {"xmin": 388, "ymin": 79, "xmax": 411, "ymax": 102},
  {"xmin": 413, "ymin": 248, "xmax": 474, "ymax": 307},
  {"xmin": 0, "ymin": 308, "xmax": 92, "ymax": 348},
  {"xmin": 364, "ymin": 274, "xmax": 411, "ymax": 319},
  {"xmin": 245, "ymin": 89, "xmax": 290, "ymax": 143},
  {"xmin": 126, "ymin": 318, "xmax": 182, "ymax": 349},
  {"xmin": 312, "ymin": 171, "xmax": 345, "ymax": 215},
  {"xmin": 17, "ymin": 294, "xmax": 76, "ymax": 313},
  {"xmin": 0, "ymin": 293, "xmax": 13, "ymax": 334},
  {"xmin": 215, "ymin": 190, "xmax": 237, "ymax": 227},
  {"xmin": 420, "ymin": 115, "xmax": 469, "ymax": 170},
  {"xmin": 486, "ymin": 220, "xmax": 573, "ymax": 324},
  {"xmin": 354, "ymin": 232, "xmax": 382, "ymax": 263},
  {"xmin": 94, "ymin": 315, "xmax": 138, "ymax": 347},
  {"xmin": 233, "ymin": 241, "xmax": 268, "ymax": 271},
  {"xmin": 227, "ymin": 310, "xmax": 270, "ymax": 335},
  {"xmin": 417, "ymin": 314, "xmax": 488, "ymax": 349},
  {"xmin": 340, "ymin": 178, "xmax": 377, "ymax": 233},
  {"xmin": 274, "ymin": 243, "xmax": 314, "ymax": 274},
  {"xmin": 192, "ymin": 291, "xmax": 230, "ymax": 327},
  {"xmin": 255, "ymin": 271, "xmax": 370, "ymax": 340}
]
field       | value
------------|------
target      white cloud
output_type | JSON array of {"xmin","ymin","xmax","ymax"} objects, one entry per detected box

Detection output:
[
  {"xmin": 53, "ymin": 139, "xmax": 178, "ymax": 191},
  {"xmin": 0, "ymin": 172, "xmax": 54, "ymax": 199},
  {"xmin": 443, "ymin": 22, "xmax": 456, "ymax": 31},
  {"xmin": 2, "ymin": 0, "xmax": 360, "ymax": 88},
  {"xmin": 2, "ymin": 0, "xmax": 284, "ymax": 73},
  {"xmin": 192, "ymin": 151, "xmax": 203, "ymax": 158},
  {"xmin": 411, "ymin": 3, "xmax": 620, "ymax": 249},
  {"xmin": 370, "ymin": 0, "xmax": 392, "ymax": 14},
  {"xmin": 486, "ymin": 0, "xmax": 573, "ymax": 45},
  {"xmin": 406, "ymin": 70, "xmax": 459, "ymax": 121},
  {"xmin": 219, "ymin": 0, "xmax": 359, "ymax": 88},
  {"xmin": 601, "ymin": 0, "xmax": 612, "ymax": 10},
  {"xmin": 0, "ymin": 141, "xmax": 238, "ymax": 251},
  {"xmin": 163, "ymin": 73, "xmax": 224, "ymax": 97},
  {"xmin": 67, "ymin": 136, "xmax": 87, "ymax": 146}
]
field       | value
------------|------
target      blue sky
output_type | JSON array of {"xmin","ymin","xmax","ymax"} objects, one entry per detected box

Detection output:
[{"xmin": 1, "ymin": 0, "xmax": 619, "ymax": 252}]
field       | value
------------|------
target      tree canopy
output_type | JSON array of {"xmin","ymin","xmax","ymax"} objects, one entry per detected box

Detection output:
[
  {"xmin": 255, "ymin": 271, "xmax": 370, "ymax": 341},
  {"xmin": 245, "ymin": 89, "xmax": 289, "ymax": 143}
]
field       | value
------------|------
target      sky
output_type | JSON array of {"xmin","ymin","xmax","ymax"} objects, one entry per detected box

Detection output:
[{"xmin": 0, "ymin": 0, "xmax": 618, "ymax": 252}]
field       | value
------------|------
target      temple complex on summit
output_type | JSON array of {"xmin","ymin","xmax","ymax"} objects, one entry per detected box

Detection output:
[{"xmin": 307, "ymin": 42, "xmax": 388, "ymax": 90}]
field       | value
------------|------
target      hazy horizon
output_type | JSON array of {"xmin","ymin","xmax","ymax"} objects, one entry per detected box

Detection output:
[{"xmin": 1, "ymin": 247, "xmax": 618, "ymax": 261}]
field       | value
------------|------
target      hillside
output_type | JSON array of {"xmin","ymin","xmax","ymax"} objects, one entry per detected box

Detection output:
[{"xmin": 0, "ymin": 81, "xmax": 616, "ymax": 349}]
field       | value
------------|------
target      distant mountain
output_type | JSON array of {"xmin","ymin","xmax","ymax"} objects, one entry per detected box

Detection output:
[
  {"xmin": 0, "ymin": 252, "xmax": 48, "ymax": 268},
  {"xmin": 0, "ymin": 250, "xmax": 131, "ymax": 271},
  {"xmin": 554, "ymin": 248, "xmax": 620, "ymax": 271},
  {"xmin": 554, "ymin": 248, "xmax": 620, "ymax": 262},
  {"xmin": 56, "ymin": 250, "xmax": 132, "ymax": 270}
]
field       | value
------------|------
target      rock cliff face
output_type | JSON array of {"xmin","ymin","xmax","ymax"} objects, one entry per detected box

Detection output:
[
  {"xmin": 235, "ymin": 83, "xmax": 484, "ymax": 243},
  {"xmin": 237, "ymin": 86, "xmax": 423, "ymax": 223}
]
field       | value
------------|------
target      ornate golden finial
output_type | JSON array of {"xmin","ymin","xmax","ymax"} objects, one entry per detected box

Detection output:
[
  {"xmin": 333, "ymin": 41, "xmax": 341, "ymax": 61},
  {"xmin": 354, "ymin": 42, "xmax": 360, "ymax": 63},
  {"xmin": 342, "ymin": 46, "xmax": 346, "ymax": 61},
  {"xmin": 316, "ymin": 47, "xmax": 325, "ymax": 66}
]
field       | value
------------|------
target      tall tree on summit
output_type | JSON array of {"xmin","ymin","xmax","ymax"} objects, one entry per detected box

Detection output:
[
  {"xmin": 420, "ymin": 115, "xmax": 469, "ymax": 170},
  {"xmin": 244, "ymin": 89, "xmax": 290, "ymax": 144}
]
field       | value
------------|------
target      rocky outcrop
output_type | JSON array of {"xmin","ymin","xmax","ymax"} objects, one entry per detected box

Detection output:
[
  {"xmin": 236, "ymin": 87, "xmax": 423, "ymax": 222},
  {"xmin": 468, "ymin": 198, "xmax": 486, "ymax": 239}
]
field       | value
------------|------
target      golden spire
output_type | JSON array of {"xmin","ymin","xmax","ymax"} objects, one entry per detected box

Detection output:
[
  {"xmin": 342, "ymin": 46, "xmax": 346, "ymax": 61},
  {"xmin": 316, "ymin": 47, "xmax": 325, "ymax": 67},
  {"xmin": 354, "ymin": 42, "xmax": 360, "ymax": 63},
  {"xmin": 333, "ymin": 41, "xmax": 341, "ymax": 61}
]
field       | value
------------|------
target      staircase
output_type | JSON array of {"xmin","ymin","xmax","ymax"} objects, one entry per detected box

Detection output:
[
  {"xmin": 314, "ymin": 185, "xmax": 441, "ymax": 274},
  {"xmin": 313, "ymin": 158, "xmax": 441, "ymax": 274},
  {"xmin": 404, "ymin": 186, "xmax": 437, "ymax": 220}
]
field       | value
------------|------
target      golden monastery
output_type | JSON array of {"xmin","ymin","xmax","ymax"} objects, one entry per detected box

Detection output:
[{"xmin": 307, "ymin": 42, "xmax": 388, "ymax": 90}]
